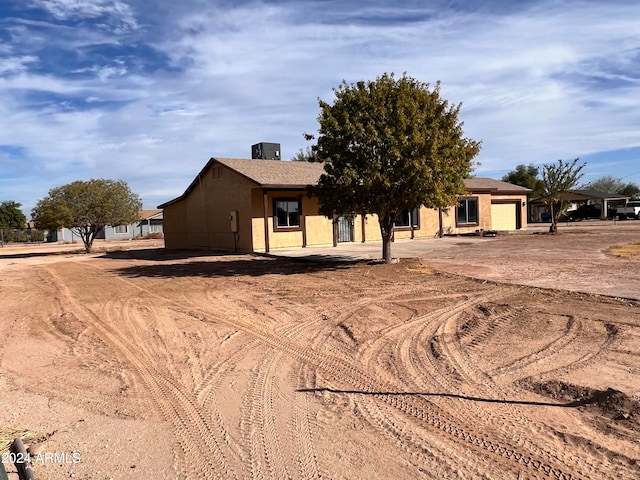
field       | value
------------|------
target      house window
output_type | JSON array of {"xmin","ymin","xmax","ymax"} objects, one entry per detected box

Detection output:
[
  {"xmin": 114, "ymin": 224, "xmax": 129, "ymax": 234},
  {"xmin": 274, "ymin": 199, "xmax": 301, "ymax": 229},
  {"xmin": 395, "ymin": 208, "xmax": 420, "ymax": 229},
  {"xmin": 457, "ymin": 197, "xmax": 478, "ymax": 225}
]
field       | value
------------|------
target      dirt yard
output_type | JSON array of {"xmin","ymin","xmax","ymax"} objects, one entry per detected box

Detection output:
[{"xmin": 0, "ymin": 232, "xmax": 639, "ymax": 480}]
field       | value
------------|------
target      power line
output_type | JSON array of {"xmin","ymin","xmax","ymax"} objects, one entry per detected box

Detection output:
[{"xmin": 620, "ymin": 169, "xmax": 640, "ymax": 180}]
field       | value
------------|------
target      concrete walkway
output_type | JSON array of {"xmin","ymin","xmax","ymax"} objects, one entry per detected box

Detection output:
[
  {"xmin": 269, "ymin": 220, "xmax": 640, "ymax": 300},
  {"xmin": 269, "ymin": 234, "xmax": 499, "ymax": 262},
  {"xmin": 269, "ymin": 220, "xmax": 635, "ymax": 263}
]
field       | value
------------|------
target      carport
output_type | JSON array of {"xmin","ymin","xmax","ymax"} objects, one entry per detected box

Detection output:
[{"xmin": 529, "ymin": 189, "xmax": 628, "ymax": 221}]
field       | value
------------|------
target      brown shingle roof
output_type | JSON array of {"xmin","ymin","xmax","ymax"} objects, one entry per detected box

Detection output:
[
  {"xmin": 139, "ymin": 209, "xmax": 163, "ymax": 220},
  {"xmin": 216, "ymin": 158, "xmax": 325, "ymax": 187},
  {"xmin": 158, "ymin": 157, "xmax": 529, "ymax": 208},
  {"xmin": 463, "ymin": 177, "xmax": 532, "ymax": 193}
]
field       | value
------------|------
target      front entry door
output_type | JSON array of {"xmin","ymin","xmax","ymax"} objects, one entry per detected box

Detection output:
[{"xmin": 337, "ymin": 216, "xmax": 354, "ymax": 242}]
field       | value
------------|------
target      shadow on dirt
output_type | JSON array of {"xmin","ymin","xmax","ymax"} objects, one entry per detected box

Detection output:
[
  {"xmin": 0, "ymin": 248, "xmax": 86, "ymax": 260},
  {"xmin": 105, "ymin": 249, "xmax": 360, "ymax": 278},
  {"xmin": 521, "ymin": 380, "xmax": 640, "ymax": 425}
]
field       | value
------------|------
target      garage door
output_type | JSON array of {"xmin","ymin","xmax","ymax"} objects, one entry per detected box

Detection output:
[{"xmin": 491, "ymin": 203, "xmax": 517, "ymax": 231}]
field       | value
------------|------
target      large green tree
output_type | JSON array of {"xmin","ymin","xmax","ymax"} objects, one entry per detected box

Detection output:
[
  {"xmin": 0, "ymin": 200, "xmax": 27, "ymax": 245},
  {"xmin": 311, "ymin": 73, "xmax": 481, "ymax": 263},
  {"xmin": 541, "ymin": 158, "xmax": 586, "ymax": 233},
  {"xmin": 501, "ymin": 163, "xmax": 544, "ymax": 197},
  {"xmin": 32, "ymin": 179, "xmax": 142, "ymax": 253},
  {"xmin": 583, "ymin": 175, "xmax": 639, "ymax": 198}
]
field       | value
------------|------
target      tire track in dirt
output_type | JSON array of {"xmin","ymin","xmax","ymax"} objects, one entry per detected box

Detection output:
[
  {"xmin": 240, "ymin": 350, "xmax": 293, "ymax": 480},
  {"xmin": 291, "ymin": 363, "xmax": 322, "ymax": 480},
  {"xmin": 433, "ymin": 305, "xmax": 608, "ymax": 475},
  {"xmin": 40, "ymin": 265, "xmax": 243, "ymax": 480},
  {"xmin": 351, "ymin": 391, "xmax": 481, "ymax": 478},
  {"xmin": 194, "ymin": 307, "xmax": 595, "ymax": 479},
  {"xmin": 488, "ymin": 314, "xmax": 582, "ymax": 381},
  {"xmin": 436, "ymin": 302, "xmax": 639, "ymax": 477},
  {"xmin": 365, "ymin": 294, "xmax": 580, "ymax": 473},
  {"xmin": 77, "ymin": 260, "xmax": 636, "ymax": 479},
  {"xmin": 107, "ymin": 264, "xmax": 573, "ymax": 478}
]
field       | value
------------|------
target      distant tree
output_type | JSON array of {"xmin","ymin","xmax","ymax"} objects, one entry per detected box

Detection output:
[
  {"xmin": 311, "ymin": 73, "xmax": 481, "ymax": 263},
  {"xmin": 501, "ymin": 163, "xmax": 544, "ymax": 197},
  {"xmin": 583, "ymin": 176, "xmax": 639, "ymax": 198},
  {"xmin": 583, "ymin": 176, "xmax": 624, "ymax": 194},
  {"xmin": 620, "ymin": 182, "xmax": 640, "ymax": 199},
  {"xmin": 291, "ymin": 146, "xmax": 322, "ymax": 162},
  {"xmin": 32, "ymin": 179, "xmax": 142, "ymax": 253},
  {"xmin": 0, "ymin": 200, "xmax": 27, "ymax": 246},
  {"xmin": 541, "ymin": 158, "xmax": 586, "ymax": 233}
]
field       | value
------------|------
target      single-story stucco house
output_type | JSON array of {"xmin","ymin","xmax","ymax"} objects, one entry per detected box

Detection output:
[{"xmin": 158, "ymin": 157, "xmax": 530, "ymax": 253}]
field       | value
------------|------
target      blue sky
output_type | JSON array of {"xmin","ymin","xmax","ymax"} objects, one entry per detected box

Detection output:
[{"xmin": 1, "ymin": 0, "xmax": 640, "ymax": 215}]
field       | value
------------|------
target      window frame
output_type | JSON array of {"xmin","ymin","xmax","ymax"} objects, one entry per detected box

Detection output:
[
  {"xmin": 113, "ymin": 224, "xmax": 129, "ymax": 234},
  {"xmin": 394, "ymin": 207, "xmax": 420, "ymax": 230},
  {"xmin": 273, "ymin": 198, "xmax": 303, "ymax": 231},
  {"xmin": 456, "ymin": 197, "xmax": 479, "ymax": 226}
]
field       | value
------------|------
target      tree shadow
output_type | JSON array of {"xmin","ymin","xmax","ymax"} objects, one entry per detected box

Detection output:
[
  {"xmin": 105, "ymin": 249, "xmax": 361, "ymax": 279},
  {"xmin": 296, "ymin": 387, "xmax": 625, "ymax": 409},
  {"xmin": 0, "ymin": 248, "xmax": 86, "ymax": 260}
]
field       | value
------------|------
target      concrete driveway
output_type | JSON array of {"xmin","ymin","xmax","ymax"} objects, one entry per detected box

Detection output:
[{"xmin": 271, "ymin": 220, "xmax": 640, "ymax": 300}]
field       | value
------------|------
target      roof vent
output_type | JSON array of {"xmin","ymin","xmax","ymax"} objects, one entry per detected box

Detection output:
[{"xmin": 251, "ymin": 142, "xmax": 281, "ymax": 160}]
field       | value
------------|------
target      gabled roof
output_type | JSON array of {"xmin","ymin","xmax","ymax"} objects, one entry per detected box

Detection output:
[
  {"xmin": 139, "ymin": 209, "xmax": 163, "ymax": 220},
  {"xmin": 570, "ymin": 189, "xmax": 628, "ymax": 200},
  {"xmin": 464, "ymin": 177, "xmax": 532, "ymax": 194},
  {"xmin": 158, "ymin": 157, "xmax": 529, "ymax": 208},
  {"xmin": 215, "ymin": 158, "xmax": 325, "ymax": 187},
  {"xmin": 530, "ymin": 189, "xmax": 629, "ymax": 204},
  {"xmin": 158, "ymin": 157, "xmax": 325, "ymax": 208}
]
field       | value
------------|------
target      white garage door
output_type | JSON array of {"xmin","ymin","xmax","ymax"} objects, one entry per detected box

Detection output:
[{"xmin": 491, "ymin": 203, "xmax": 517, "ymax": 231}]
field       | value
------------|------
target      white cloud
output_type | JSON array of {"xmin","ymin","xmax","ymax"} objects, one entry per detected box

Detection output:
[
  {"xmin": 0, "ymin": 55, "xmax": 39, "ymax": 75},
  {"xmin": 30, "ymin": 0, "xmax": 138, "ymax": 32},
  {"xmin": 3, "ymin": 0, "xmax": 640, "ymax": 212}
]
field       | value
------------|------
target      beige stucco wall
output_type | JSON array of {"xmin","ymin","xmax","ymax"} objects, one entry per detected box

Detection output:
[
  {"xmin": 162, "ymin": 200, "xmax": 189, "ymax": 249},
  {"xmin": 163, "ymin": 164, "xmax": 255, "ymax": 251},
  {"xmin": 251, "ymin": 190, "xmax": 334, "ymax": 252}
]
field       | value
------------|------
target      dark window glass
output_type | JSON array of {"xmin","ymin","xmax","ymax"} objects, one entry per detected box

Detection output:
[
  {"xmin": 275, "ymin": 200, "xmax": 300, "ymax": 227},
  {"xmin": 394, "ymin": 208, "xmax": 419, "ymax": 228},
  {"xmin": 458, "ymin": 198, "xmax": 478, "ymax": 225}
]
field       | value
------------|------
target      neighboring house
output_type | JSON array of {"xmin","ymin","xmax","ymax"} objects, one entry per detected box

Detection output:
[
  {"xmin": 46, "ymin": 210, "xmax": 163, "ymax": 242},
  {"xmin": 158, "ymin": 157, "xmax": 530, "ymax": 253},
  {"xmin": 529, "ymin": 190, "xmax": 628, "ymax": 222}
]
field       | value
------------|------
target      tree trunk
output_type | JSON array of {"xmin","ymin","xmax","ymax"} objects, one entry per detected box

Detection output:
[
  {"xmin": 549, "ymin": 202, "xmax": 557, "ymax": 233},
  {"xmin": 77, "ymin": 226, "xmax": 95, "ymax": 253},
  {"xmin": 379, "ymin": 216, "xmax": 395, "ymax": 264}
]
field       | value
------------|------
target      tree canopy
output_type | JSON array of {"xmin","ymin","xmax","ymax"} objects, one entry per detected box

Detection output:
[
  {"xmin": 0, "ymin": 200, "xmax": 27, "ymax": 245},
  {"xmin": 32, "ymin": 179, "xmax": 142, "ymax": 252},
  {"xmin": 311, "ymin": 73, "xmax": 481, "ymax": 262},
  {"xmin": 291, "ymin": 146, "xmax": 323, "ymax": 163},
  {"xmin": 582, "ymin": 175, "xmax": 639, "ymax": 198},
  {"xmin": 0, "ymin": 200, "xmax": 27, "ymax": 230},
  {"xmin": 541, "ymin": 158, "xmax": 586, "ymax": 233},
  {"xmin": 501, "ymin": 163, "xmax": 545, "ymax": 197}
]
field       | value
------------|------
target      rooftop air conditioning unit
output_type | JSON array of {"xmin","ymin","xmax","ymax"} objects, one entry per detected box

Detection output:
[{"xmin": 251, "ymin": 142, "xmax": 281, "ymax": 160}]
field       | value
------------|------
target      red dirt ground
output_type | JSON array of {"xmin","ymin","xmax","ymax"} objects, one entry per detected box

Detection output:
[{"xmin": 0, "ymin": 230, "xmax": 638, "ymax": 479}]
